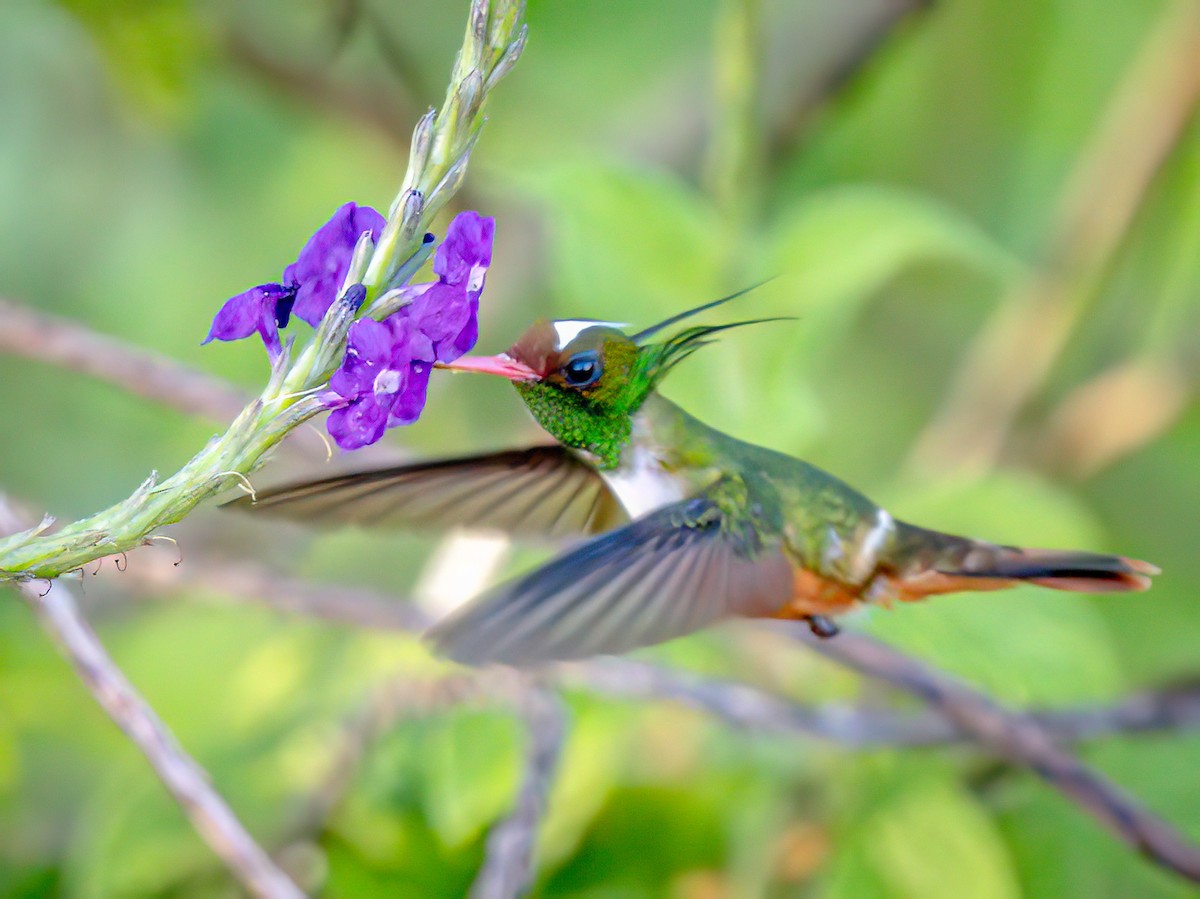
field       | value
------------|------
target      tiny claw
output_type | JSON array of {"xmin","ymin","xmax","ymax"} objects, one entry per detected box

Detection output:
[{"xmin": 806, "ymin": 615, "xmax": 840, "ymax": 639}]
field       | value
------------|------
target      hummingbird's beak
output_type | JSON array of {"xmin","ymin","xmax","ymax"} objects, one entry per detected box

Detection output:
[{"xmin": 436, "ymin": 353, "xmax": 539, "ymax": 382}]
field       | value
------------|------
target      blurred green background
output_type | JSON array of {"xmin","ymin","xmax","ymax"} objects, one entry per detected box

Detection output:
[{"xmin": 2, "ymin": 0, "xmax": 1200, "ymax": 895}]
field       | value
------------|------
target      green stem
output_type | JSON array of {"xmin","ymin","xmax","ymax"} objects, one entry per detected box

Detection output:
[
  {"xmin": 705, "ymin": 0, "xmax": 762, "ymax": 252},
  {"xmin": 0, "ymin": 0, "xmax": 527, "ymax": 582}
]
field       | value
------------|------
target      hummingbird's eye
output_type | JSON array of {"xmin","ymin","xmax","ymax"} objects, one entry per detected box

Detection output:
[{"xmin": 562, "ymin": 351, "xmax": 601, "ymax": 387}]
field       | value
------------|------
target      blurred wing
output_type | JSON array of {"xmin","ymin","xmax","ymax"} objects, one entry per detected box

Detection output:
[
  {"xmin": 429, "ymin": 490, "xmax": 794, "ymax": 666},
  {"xmin": 226, "ymin": 446, "xmax": 628, "ymax": 540}
]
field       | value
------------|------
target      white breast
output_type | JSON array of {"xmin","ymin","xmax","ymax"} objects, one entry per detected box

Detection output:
[{"xmin": 599, "ymin": 443, "xmax": 687, "ymax": 519}]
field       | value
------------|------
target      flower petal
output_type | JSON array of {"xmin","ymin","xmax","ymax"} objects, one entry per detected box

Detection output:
[
  {"xmin": 329, "ymin": 361, "xmax": 375, "ymax": 400},
  {"xmin": 320, "ymin": 210, "xmax": 494, "ymax": 448},
  {"xmin": 398, "ymin": 281, "xmax": 479, "ymax": 363},
  {"xmin": 345, "ymin": 318, "xmax": 394, "ymax": 366},
  {"xmin": 326, "ymin": 395, "xmax": 389, "ymax": 450},
  {"xmin": 433, "ymin": 211, "xmax": 494, "ymax": 286},
  {"xmin": 388, "ymin": 360, "xmax": 433, "ymax": 426},
  {"xmin": 384, "ymin": 314, "xmax": 435, "ymax": 366},
  {"xmin": 204, "ymin": 284, "xmax": 290, "ymax": 357},
  {"xmin": 204, "ymin": 287, "xmax": 270, "ymax": 343},
  {"xmin": 290, "ymin": 203, "xmax": 386, "ymax": 326}
]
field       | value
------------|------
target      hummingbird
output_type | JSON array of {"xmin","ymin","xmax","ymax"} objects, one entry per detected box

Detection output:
[{"xmin": 231, "ymin": 292, "xmax": 1158, "ymax": 666}]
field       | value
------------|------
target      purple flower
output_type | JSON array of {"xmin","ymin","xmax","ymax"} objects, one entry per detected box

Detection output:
[
  {"xmin": 284, "ymin": 204, "xmax": 386, "ymax": 326},
  {"xmin": 324, "ymin": 319, "xmax": 428, "ymax": 450},
  {"xmin": 204, "ymin": 203, "xmax": 385, "ymax": 358},
  {"xmin": 202, "ymin": 283, "xmax": 297, "ymax": 358},
  {"xmin": 392, "ymin": 210, "xmax": 494, "ymax": 363},
  {"xmin": 323, "ymin": 211, "xmax": 495, "ymax": 450}
]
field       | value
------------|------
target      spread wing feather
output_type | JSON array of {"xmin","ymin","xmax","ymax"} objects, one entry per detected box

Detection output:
[
  {"xmin": 225, "ymin": 446, "xmax": 627, "ymax": 540},
  {"xmin": 429, "ymin": 492, "xmax": 794, "ymax": 666}
]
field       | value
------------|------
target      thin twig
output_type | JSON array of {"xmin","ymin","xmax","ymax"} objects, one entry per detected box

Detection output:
[
  {"xmin": 8, "ymin": 296, "xmax": 1200, "ymax": 881},
  {"xmin": 112, "ymin": 551, "xmax": 1200, "ymax": 883},
  {"xmin": 471, "ymin": 687, "xmax": 566, "ymax": 899},
  {"xmin": 767, "ymin": 0, "xmax": 933, "ymax": 164},
  {"xmin": 0, "ymin": 298, "xmax": 250, "ymax": 424},
  {"xmin": 791, "ymin": 624, "xmax": 1200, "ymax": 882},
  {"xmin": 906, "ymin": 0, "xmax": 1200, "ymax": 477},
  {"xmin": 121, "ymin": 551, "xmax": 1200, "ymax": 747},
  {"xmin": 130, "ymin": 552, "xmax": 429, "ymax": 632},
  {"xmin": 566, "ymin": 657, "xmax": 1200, "ymax": 748},
  {"xmin": 0, "ymin": 502, "xmax": 305, "ymax": 899},
  {"xmin": 0, "ymin": 297, "xmax": 409, "ymax": 471},
  {"xmin": 0, "ymin": 298, "xmax": 346, "ymax": 465},
  {"xmin": 274, "ymin": 658, "xmax": 1200, "ymax": 861},
  {"xmin": 225, "ymin": 30, "xmax": 414, "ymax": 150}
]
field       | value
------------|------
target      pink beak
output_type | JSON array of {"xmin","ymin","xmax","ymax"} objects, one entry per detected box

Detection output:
[{"xmin": 436, "ymin": 353, "xmax": 539, "ymax": 382}]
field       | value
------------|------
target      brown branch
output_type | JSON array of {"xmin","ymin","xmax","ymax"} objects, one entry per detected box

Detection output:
[
  {"xmin": 0, "ymin": 297, "xmax": 399, "ymax": 466},
  {"xmin": 271, "ymin": 657, "xmax": 1200, "ymax": 871},
  {"xmin": 566, "ymin": 657, "xmax": 1200, "ymax": 747},
  {"xmin": 792, "ymin": 624, "xmax": 1200, "ymax": 882},
  {"xmin": 767, "ymin": 0, "xmax": 933, "ymax": 164},
  {"xmin": 130, "ymin": 553, "xmax": 429, "ymax": 633},
  {"xmin": 0, "ymin": 501, "xmax": 304, "ymax": 899},
  {"xmin": 123, "ymin": 551, "xmax": 1200, "ymax": 747},
  {"xmin": 906, "ymin": 0, "xmax": 1200, "ymax": 477},
  {"xmin": 115, "ymin": 554, "xmax": 1200, "ymax": 883},
  {"xmin": 0, "ymin": 298, "xmax": 250, "ymax": 424},
  {"xmin": 7, "ymin": 296, "xmax": 1200, "ymax": 881},
  {"xmin": 563, "ymin": 655, "xmax": 939, "ymax": 744},
  {"xmin": 225, "ymin": 31, "xmax": 415, "ymax": 151},
  {"xmin": 470, "ymin": 687, "xmax": 566, "ymax": 899}
]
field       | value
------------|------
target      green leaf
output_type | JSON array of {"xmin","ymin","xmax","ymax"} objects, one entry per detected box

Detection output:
[
  {"xmin": 66, "ymin": 767, "xmax": 216, "ymax": 896},
  {"xmin": 828, "ymin": 770, "xmax": 1021, "ymax": 899},
  {"xmin": 54, "ymin": 0, "xmax": 205, "ymax": 121},
  {"xmin": 536, "ymin": 700, "xmax": 635, "ymax": 870},
  {"xmin": 761, "ymin": 184, "xmax": 1022, "ymax": 369},
  {"xmin": 420, "ymin": 709, "xmax": 520, "ymax": 849},
  {"xmin": 998, "ymin": 735, "xmax": 1200, "ymax": 899},
  {"xmin": 522, "ymin": 160, "xmax": 726, "ymax": 319}
]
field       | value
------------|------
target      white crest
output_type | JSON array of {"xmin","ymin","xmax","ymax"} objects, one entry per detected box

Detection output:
[{"xmin": 551, "ymin": 319, "xmax": 630, "ymax": 349}]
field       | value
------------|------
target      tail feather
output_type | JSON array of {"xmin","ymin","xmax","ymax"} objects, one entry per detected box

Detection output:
[
  {"xmin": 891, "ymin": 522, "xmax": 1158, "ymax": 598},
  {"xmin": 943, "ymin": 547, "xmax": 1158, "ymax": 593}
]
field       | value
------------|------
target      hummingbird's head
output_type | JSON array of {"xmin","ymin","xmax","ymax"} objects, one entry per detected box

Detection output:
[{"xmin": 440, "ymin": 285, "xmax": 779, "ymax": 468}]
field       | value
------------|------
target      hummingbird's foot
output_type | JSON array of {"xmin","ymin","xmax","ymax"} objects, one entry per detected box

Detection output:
[{"xmin": 806, "ymin": 615, "xmax": 840, "ymax": 639}]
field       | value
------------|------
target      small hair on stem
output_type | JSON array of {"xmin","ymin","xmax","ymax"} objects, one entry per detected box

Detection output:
[
  {"xmin": 304, "ymin": 422, "xmax": 335, "ymax": 462},
  {"xmin": 143, "ymin": 534, "xmax": 184, "ymax": 567},
  {"xmin": 215, "ymin": 471, "xmax": 258, "ymax": 503}
]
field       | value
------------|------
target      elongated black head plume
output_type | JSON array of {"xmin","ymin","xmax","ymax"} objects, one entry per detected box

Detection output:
[
  {"xmin": 647, "ymin": 317, "xmax": 791, "ymax": 385},
  {"xmin": 631, "ymin": 278, "xmax": 775, "ymax": 344}
]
